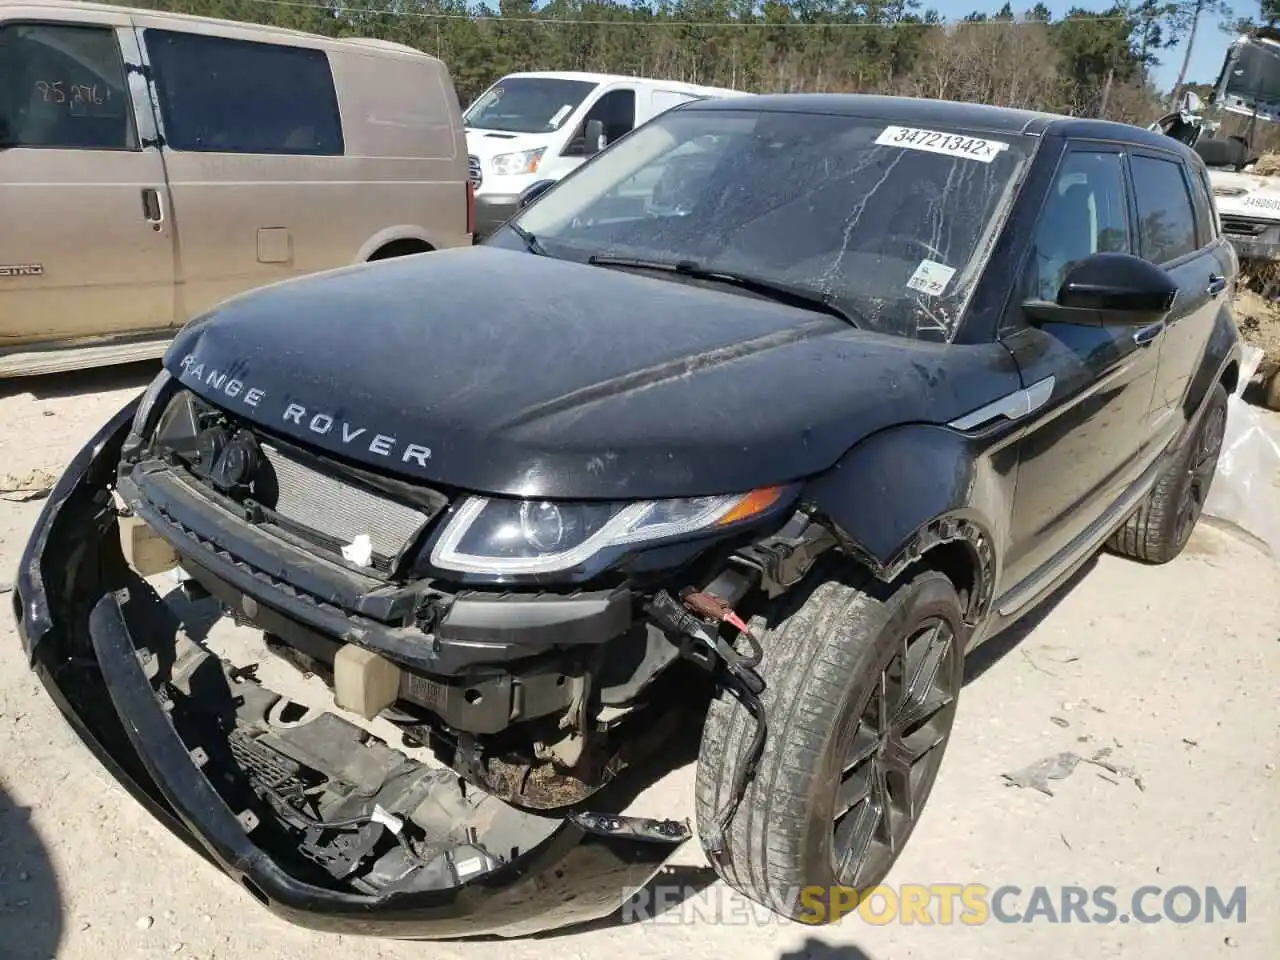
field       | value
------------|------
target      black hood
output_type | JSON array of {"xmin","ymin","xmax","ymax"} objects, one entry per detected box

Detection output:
[{"xmin": 165, "ymin": 247, "xmax": 1020, "ymax": 500}]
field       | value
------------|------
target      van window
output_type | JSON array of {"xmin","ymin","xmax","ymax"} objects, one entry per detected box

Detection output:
[
  {"xmin": 1130, "ymin": 154, "xmax": 1199, "ymax": 263},
  {"xmin": 0, "ymin": 23, "xmax": 134, "ymax": 150},
  {"xmin": 566, "ymin": 89, "xmax": 636, "ymax": 155},
  {"xmin": 145, "ymin": 30, "xmax": 342, "ymax": 155}
]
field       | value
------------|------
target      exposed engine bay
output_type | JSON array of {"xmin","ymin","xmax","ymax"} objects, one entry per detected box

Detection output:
[{"xmin": 111, "ymin": 380, "xmax": 830, "ymax": 869}]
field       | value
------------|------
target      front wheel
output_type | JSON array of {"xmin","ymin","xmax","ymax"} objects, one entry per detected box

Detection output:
[{"xmin": 694, "ymin": 569, "xmax": 965, "ymax": 922}]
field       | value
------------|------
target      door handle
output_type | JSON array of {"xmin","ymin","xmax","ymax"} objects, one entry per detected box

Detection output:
[
  {"xmin": 1133, "ymin": 321, "xmax": 1165, "ymax": 347},
  {"xmin": 1206, "ymin": 273, "xmax": 1227, "ymax": 296},
  {"xmin": 141, "ymin": 187, "xmax": 164, "ymax": 229}
]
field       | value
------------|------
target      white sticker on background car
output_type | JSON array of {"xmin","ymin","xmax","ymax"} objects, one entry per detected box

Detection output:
[
  {"xmin": 875, "ymin": 126, "xmax": 1009, "ymax": 163},
  {"xmin": 906, "ymin": 259, "xmax": 957, "ymax": 297},
  {"xmin": 549, "ymin": 104, "xmax": 573, "ymax": 126}
]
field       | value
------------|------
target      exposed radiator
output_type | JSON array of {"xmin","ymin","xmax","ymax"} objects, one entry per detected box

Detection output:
[{"xmin": 260, "ymin": 442, "xmax": 433, "ymax": 569}]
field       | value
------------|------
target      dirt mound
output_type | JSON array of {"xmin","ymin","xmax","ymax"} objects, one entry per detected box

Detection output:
[
  {"xmin": 1231, "ymin": 287, "xmax": 1280, "ymax": 379},
  {"xmin": 1252, "ymin": 152, "xmax": 1280, "ymax": 176}
]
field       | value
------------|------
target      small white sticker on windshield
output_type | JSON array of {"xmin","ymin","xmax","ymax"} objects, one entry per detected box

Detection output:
[
  {"xmin": 907, "ymin": 259, "xmax": 956, "ymax": 297},
  {"xmin": 876, "ymin": 126, "xmax": 1009, "ymax": 163},
  {"xmin": 549, "ymin": 104, "xmax": 573, "ymax": 127}
]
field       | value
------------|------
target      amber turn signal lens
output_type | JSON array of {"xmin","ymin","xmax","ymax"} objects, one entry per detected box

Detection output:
[{"xmin": 716, "ymin": 486, "xmax": 785, "ymax": 526}]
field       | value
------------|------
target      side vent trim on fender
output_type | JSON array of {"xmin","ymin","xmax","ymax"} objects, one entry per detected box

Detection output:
[{"xmin": 947, "ymin": 375, "xmax": 1056, "ymax": 431}]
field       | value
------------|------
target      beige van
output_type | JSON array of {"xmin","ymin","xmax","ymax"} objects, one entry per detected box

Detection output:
[{"xmin": 0, "ymin": 0, "xmax": 472, "ymax": 377}]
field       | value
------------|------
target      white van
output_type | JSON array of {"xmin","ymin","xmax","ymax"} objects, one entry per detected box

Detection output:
[{"xmin": 463, "ymin": 70, "xmax": 748, "ymax": 238}]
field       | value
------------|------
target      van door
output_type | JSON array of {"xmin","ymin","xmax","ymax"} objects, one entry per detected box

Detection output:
[
  {"xmin": 556, "ymin": 86, "xmax": 636, "ymax": 172},
  {"xmin": 130, "ymin": 17, "xmax": 347, "ymax": 322},
  {"xmin": 0, "ymin": 8, "xmax": 174, "ymax": 348}
]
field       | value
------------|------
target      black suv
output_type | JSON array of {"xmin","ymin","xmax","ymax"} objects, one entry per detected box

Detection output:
[{"xmin": 14, "ymin": 95, "xmax": 1241, "ymax": 937}]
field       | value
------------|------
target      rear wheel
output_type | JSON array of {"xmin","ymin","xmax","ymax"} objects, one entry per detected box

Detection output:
[
  {"xmin": 694, "ymin": 568, "xmax": 965, "ymax": 922},
  {"xmin": 1107, "ymin": 381, "xmax": 1228, "ymax": 563}
]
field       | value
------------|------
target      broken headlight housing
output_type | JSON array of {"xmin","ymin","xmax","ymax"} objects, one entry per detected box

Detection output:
[{"xmin": 428, "ymin": 487, "xmax": 791, "ymax": 576}]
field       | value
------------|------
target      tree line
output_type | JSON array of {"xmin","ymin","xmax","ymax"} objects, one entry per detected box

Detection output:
[{"xmin": 128, "ymin": 0, "xmax": 1277, "ymax": 126}]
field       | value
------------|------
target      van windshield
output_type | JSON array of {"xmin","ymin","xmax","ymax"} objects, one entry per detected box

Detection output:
[
  {"xmin": 507, "ymin": 109, "xmax": 1033, "ymax": 342},
  {"xmin": 464, "ymin": 77, "xmax": 596, "ymax": 134}
]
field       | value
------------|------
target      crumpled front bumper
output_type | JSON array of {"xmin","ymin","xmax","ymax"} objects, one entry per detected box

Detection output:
[{"xmin": 10, "ymin": 399, "xmax": 687, "ymax": 939}]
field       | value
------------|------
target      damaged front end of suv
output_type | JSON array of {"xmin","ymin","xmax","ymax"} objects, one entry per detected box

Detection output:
[{"xmin": 11, "ymin": 388, "xmax": 711, "ymax": 938}]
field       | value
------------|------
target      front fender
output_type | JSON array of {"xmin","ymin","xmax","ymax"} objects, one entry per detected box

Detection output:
[{"xmin": 803, "ymin": 424, "xmax": 1013, "ymax": 616}]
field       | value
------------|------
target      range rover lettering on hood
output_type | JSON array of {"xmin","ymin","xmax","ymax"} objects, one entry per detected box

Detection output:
[{"xmin": 177, "ymin": 353, "xmax": 433, "ymax": 467}]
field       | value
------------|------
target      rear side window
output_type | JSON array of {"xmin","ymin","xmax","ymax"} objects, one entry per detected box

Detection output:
[
  {"xmin": 0, "ymin": 22, "xmax": 134, "ymax": 150},
  {"xmin": 1130, "ymin": 155, "xmax": 1199, "ymax": 263},
  {"xmin": 145, "ymin": 29, "xmax": 342, "ymax": 155},
  {"xmin": 1194, "ymin": 165, "xmax": 1220, "ymax": 241}
]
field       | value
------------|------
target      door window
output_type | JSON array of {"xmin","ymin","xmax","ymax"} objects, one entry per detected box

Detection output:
[
  {"xmin": 1026, "ymin": 150, "xmax": 1131, "ymax": 302},
  {"xmin": 565, "ymin": 89, "xmax": 636, "ymax": 155},
  {"xmin": 1130, "ymin": 155, "xmax": 1199, "ymax": 263},
  {"xmin": 0, "ymin": 22, "xmax": 134, "ymax": 150},
  {"xmin": 144, "ymin": 29, "xmax": 342, "ymax": 155}
]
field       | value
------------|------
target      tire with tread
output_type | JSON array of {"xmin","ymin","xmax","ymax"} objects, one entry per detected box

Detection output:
[
  {"xmin": 1107, "ymin": 380, "xmax": 1229, "ymax": 564},
  {"xmin": 694, "ymin": 567, "xmax": 965, "ymax": 921}
]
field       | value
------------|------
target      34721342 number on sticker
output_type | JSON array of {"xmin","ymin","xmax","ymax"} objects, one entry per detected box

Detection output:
[{"xmin": 874, "ymin": 126, "xmax": 1009, "ymax": 163}]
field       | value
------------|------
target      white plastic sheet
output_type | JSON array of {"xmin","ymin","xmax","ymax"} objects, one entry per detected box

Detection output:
[{"xmin": 1202, "ymin": 345, "xmax": 1280, "ymax": 559}]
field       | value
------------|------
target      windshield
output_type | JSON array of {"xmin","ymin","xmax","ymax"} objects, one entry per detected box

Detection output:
[
  {"xmin": 508, "ymin": 109, "xmax": 1032, "ymax": 341},
  {"xmin": 464, "ymin": 77, "xmax": 596, "ymax": 134}
]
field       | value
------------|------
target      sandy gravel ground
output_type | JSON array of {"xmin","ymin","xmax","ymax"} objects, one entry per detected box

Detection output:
[{"xmin": 2, "ymin": 362, "xmax": 1278, "ymax": 960}]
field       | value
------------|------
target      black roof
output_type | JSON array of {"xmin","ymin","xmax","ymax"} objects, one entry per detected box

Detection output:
[{"xmin": 688, "ymin": 93, "xmax": 1199, "ymax": 158}]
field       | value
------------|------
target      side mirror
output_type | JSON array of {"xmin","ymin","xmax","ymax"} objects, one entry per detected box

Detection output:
[
  {"xmin": 1023, "ymin": 253, "xmax": 1179, "ymax": 328},
  {"xmin": 518, "ymin": 179, "xmax": 555, "ymax": 209},
  {"xmin": 584, "ymin": 118, "xmax": 606, "ymax": 155}
]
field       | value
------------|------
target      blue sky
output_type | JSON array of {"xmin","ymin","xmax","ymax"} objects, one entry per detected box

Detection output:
[{"xmin": 930, "ymin": 1, "xmax": 1252, "ymax": 91}]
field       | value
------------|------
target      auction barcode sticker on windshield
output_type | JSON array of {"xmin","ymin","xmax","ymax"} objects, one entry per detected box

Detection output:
[
  {"xmin": 875, "ymin": 126, "xmax": 1009, "ymax": 163},
  {"xmin": 907, "ymin": 259, "xmax": 956, "ymax": 297}
]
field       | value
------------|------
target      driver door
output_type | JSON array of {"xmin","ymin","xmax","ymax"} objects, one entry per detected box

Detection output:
[{"xmin": 997, "ymin": 144, "xmax": 1166, "ymax": 597}]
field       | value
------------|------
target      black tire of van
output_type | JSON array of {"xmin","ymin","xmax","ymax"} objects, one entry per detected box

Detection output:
[{"xmin": 368, "ymin": 239, "xmax": 433, "ymax": 261}]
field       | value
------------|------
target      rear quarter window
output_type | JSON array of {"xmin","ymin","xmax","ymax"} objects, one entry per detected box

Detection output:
[{"xmin": 145, "ymin": 29, "xmax": 343, "ymax": 156}]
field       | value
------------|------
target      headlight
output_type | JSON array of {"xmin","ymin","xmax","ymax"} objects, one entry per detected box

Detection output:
[
  {"xmin": 430, "ymin": 487, "xmax": 789, "ymax": 576},
  {"xmin": 490, "ymin": 148, "xmax": 545, "ymax": 177},
  {"xmin": 131, "ymin": 368, "xmax": 173, "ymax": 436}
]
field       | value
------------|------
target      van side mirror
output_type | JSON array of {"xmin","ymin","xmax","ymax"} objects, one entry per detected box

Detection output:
[
  {"xmin": 584, "ymin": 118, "xmax": 605, "ymax": 155},
  {"xmin": 1023, "ymin": 253, "xmax": 1179, "ymax": 328},
  {"xmin": 518, "ymin": 179, "xmax": 555, "ymax": 209}
]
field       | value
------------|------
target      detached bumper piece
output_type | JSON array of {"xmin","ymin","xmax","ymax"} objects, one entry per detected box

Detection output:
[{"xmin": 10, "ymin": 402, "xmax": 688, "ymax": 939}]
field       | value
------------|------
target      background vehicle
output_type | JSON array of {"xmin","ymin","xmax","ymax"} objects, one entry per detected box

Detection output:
[
  {"xmin": 0, "ymin": 0, "xmax": 472, "ymax": 378},
  {"xmin": 14, "ymin": 95, "xmax": 1240, "ymax": 935},
  {"xmin": 1152, "ymin": 28, "xmax": 1280, "ymax": 264},
  {"xmin": 463, "ymin": 70, "xmax": 747, "ymax": 238}
]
